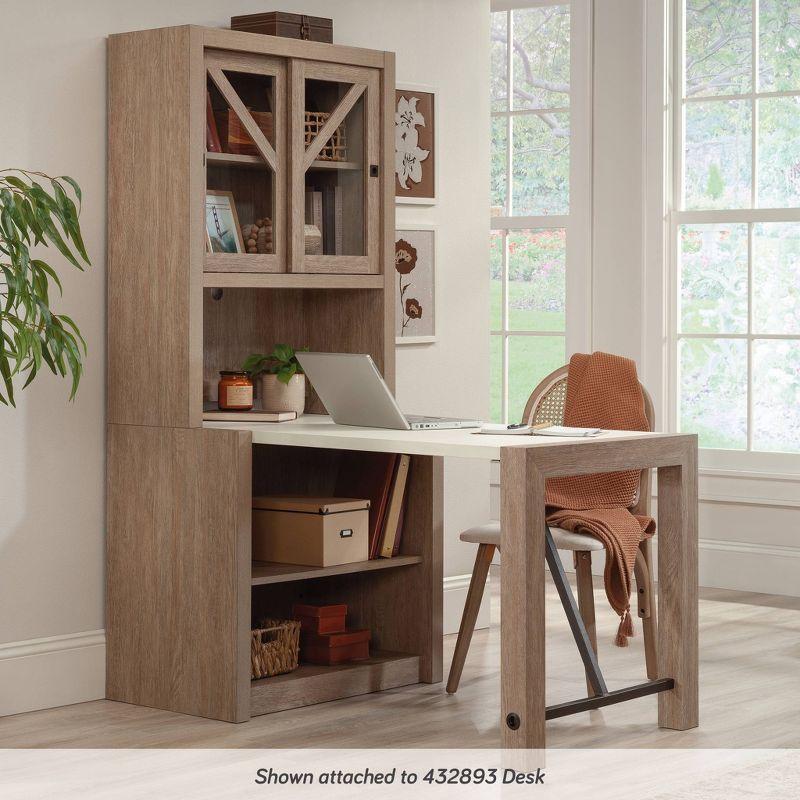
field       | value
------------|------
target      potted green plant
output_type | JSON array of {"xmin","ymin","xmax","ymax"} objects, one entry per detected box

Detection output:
[
  {"xmin": 0, "ymin": 169, "xmax": 90, "ymax": 405},
  {"xmin": 242, "ymin": 344, "xmax": 308, "ymax": 415}
]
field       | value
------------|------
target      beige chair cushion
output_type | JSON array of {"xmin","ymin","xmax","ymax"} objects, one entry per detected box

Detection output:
[{"xmin": 459, "ymin": 521, "xmax": 604, "ymax": 552}]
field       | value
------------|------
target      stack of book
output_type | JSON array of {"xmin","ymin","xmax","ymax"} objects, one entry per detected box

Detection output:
[
  {"xmin": 334, "ymin": 452, "xmax": 411, "ymax": 559},
  {"xmin": 305, "ymin": 186, "xmax": 343, "ymax": 256}
]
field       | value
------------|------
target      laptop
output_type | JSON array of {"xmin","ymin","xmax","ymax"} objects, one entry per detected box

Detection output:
[{"xmin": 296, "ymin": 352, "xmax": 481, "ymax": 431}]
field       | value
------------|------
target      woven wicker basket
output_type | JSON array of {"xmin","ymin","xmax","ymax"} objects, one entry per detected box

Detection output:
[
  {"xmin": 304, "ymin": 111, "xmax": 347, "ymax": 161},
  {"xmin": 251, "ymin": 619, "xmax": 300, "ymax": 679}
]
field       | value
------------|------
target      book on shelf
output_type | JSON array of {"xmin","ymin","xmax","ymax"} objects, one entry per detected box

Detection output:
[
  {"xmin": 202, "ymin": 403, "xmax": 297, "ymax": 423},
  {"xmin": 304, "ymin": 189, "xmax": 323, "ymax": 242},
  {"xmin": 391, "ymin": 501, "xmax": 406, "ymax": 557},
  {"xmin": 378, "ymin": 454, "xmax": 411, "ymax": 558},
  {"xmin": 334, "ymin": 185, "xmax": 343, "ymax": 255},
  {"xmin": 321, "ymin": 185, "xmax": 344, "ymax": 255},
  {"xmin": 334, "ymin": 451, "xmax": 398, "ymax": 559},
  {"xmin": 206, "ymin": 91, "xmax": 222, "ymax": 153}
]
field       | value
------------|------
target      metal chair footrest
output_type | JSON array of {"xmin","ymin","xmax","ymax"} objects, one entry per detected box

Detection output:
[{"xmin": 545, "ymin": 678, "xmax": 675, "ymax": 720}]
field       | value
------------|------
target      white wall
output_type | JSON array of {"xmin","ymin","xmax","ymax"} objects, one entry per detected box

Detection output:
[{"xmin": 0, "ymin": 0, "xmax": 490, "ymax": 716}]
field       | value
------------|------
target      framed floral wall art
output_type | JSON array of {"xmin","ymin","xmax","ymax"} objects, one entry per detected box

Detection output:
[
  {"xmin": 395, "ymin": 85, "xmax": 436, "ymax": 204},
  {"xmin": 395, "ymin": 226, "xmax": 436, "ymax": 344}
]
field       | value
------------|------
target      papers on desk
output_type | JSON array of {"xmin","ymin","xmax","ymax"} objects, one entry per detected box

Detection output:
[
  {"xmin": 474, "ymin": 423, "xmax": 604, "ymax": 437},
  {"xmin": 474, "ymin": 423, "xmax": 533, "ymax": 436},
  {"xmin": 533, "ymin": 425, "xmax": 603, "ymax": 437}
]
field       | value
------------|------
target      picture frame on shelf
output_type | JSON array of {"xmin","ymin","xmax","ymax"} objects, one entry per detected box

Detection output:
[
  {"xmin": 205, "ymin": 190, "xmax": 244, "ymax": 254},
  {"xmin": 395, "ymin": 84, "xmax": 436, "ymax": 205},
  {"xmin": 395, "ymin": 225, "xmax": 436, "ymax": 344}
]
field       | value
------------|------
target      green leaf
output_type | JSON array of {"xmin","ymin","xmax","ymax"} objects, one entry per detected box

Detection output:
[
  {"xmin": 60, "ymin": 176, "xmax": 82, "ymax": 209},
  {"xmin": 276, "ymin": 362, "xmax": 298, "ymax": 384},
  {"xmin": 271, "ymin": 343, "xmax": 294, "ymax": 364},
  {"xmin": 0, "ymin": 353, "xmax": 16, "ymax": 407},
  {"xmin": 0, "ymin": 168, "xmax": 90, "ymax": 403}
]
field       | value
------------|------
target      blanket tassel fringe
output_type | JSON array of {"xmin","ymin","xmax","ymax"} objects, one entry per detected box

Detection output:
[{"xmin": 615, "ymin": 608, "xmax": 635, "ymax": 647}]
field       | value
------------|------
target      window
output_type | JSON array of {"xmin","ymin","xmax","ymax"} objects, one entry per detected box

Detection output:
[
  {"xmin": 672, "ymin": 0, "xmax": 800, "ymax": 459},
  {"xmin": 490, "ymin": 1, "xmax": 590, "ymax": 423}
]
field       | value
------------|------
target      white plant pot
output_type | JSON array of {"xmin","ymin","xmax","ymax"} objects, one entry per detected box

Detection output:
[{"xmin": 260, "ymin": 373, "xmax": 305, "ymax": 415}]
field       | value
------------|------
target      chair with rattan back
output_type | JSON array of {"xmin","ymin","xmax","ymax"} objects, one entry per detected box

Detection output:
[
  {"xmin": 446, "ymin": 364, "xmax": 659, "ymax": 695},
  {"xmin": 521, "ymin": 365, "xmax": 655, "ymax": 518}
]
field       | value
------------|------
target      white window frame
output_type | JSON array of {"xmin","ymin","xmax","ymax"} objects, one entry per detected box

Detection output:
[
  {"xmin": 668, "ymin": 0, "xmax": 800, "ymax": 472},
  {"xmin": 490, "ymin": 0, "xmax": 592, "ymax": 423}
]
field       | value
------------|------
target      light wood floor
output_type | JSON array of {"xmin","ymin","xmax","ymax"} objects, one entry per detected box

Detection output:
[{"xmin": 1, "ymin": 570, "xmax": 798, "ymax": 748}]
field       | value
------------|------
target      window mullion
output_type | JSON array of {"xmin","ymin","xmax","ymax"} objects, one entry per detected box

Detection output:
[
  {"xmin": 506, "ymin": 9, "xmax": 514, "ymax": 218},
  {"xmin": 751, "ymin": 0, "xmax": 759, "ymax": 209},
  {"xmin": 747, "ymin": 222, "xmax": 754, "ymax": 451}
]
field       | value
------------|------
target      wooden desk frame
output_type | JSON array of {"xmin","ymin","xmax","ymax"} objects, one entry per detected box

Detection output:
[{"xmin": 500, "ymin": 434, "xmax": 698, "ymax": 748}]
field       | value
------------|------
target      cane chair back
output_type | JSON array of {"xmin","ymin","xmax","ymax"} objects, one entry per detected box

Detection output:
[{"xmin": 520, "ymin": 365, "xmax": 654, "ymax": 516}]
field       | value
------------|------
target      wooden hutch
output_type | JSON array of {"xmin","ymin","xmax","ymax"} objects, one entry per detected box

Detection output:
[{"xmin": 106, "ymin": 25, "xmax": 442, "ymax": 722}]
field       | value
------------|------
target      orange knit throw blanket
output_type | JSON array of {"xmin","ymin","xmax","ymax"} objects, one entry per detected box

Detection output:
[{"xmin": 544, "ymin": 352, "xmax": 655, "ymax": 647}]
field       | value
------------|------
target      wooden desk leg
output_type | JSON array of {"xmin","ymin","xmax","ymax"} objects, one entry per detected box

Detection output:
[
  {"xmin": 657, "ymin": 440, "xmax": 699, "ymax": 730},
  {"xmin": 500, "ymin": 448, "xmax": 546, "ymax": 749}
]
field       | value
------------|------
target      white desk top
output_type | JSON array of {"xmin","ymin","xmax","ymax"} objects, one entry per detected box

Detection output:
[{"xmin": 203, "ymin": 415, "xmax": 674, "ymax": 460}]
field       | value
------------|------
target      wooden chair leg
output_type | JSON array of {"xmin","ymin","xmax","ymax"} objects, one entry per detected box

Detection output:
[
  {"xmin": 574, "ymin": 550, "xmax": 598, "ymax": 696},
  {"xmin": 634, "ymin": 538, "xmax": 659, "ymax": 680},
  {"xmin": 446, "ymin": 543, "xmax": 495, "ymax": 694}
]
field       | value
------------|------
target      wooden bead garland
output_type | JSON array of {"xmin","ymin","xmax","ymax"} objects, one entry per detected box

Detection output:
[{"xmin": 241, "ymin": 218, "xmax": 273, "ymax": 254}]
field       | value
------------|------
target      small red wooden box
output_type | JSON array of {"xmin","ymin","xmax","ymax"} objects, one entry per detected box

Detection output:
[
  {"xmin": 301, "ymin": 629, "xmax": 370, "ymax": 665},
  {"xmin": 292, "ymin": 603, "xmax": 347, "ymax": 635}
]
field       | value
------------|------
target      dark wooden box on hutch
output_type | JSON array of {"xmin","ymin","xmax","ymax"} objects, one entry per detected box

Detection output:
[
  {"xmin": 106, "ymin": 24, "xmax": 442, "ymax": 724},
  {"xmin": 231, "ymin": 12, "xmax": 334, "ymax": 42}
]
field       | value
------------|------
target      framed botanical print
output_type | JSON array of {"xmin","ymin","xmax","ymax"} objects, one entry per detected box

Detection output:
[
  {"xmin": 395, "ymin": 226, "xmax": 436, "ymax": 344},
  {"xmin": 395, "ymin": 85, "xmax": 436, "ymax": 205}
]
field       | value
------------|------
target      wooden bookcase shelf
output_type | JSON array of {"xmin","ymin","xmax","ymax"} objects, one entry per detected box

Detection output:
[
  {"xmin": 206, "ymin": 151, "xmax": 361, "ymax": 172},
  {"xmin": 106, "ymin": 26, "xmax": 439, "ymax": 728},
  {"xmin": 250, "ymin": 652, "xmax": 420, "ymax": 716},
  {"xmin": 251, "ymin": 555, "xmax": 423, "ymax": 586},
  {"xmin": 202, "ymin": 268, "xmax": 384, "ymax": 289}
]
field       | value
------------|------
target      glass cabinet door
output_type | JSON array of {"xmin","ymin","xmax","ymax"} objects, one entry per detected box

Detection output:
[
  {"xmin": 290, "ymin": 62, "xmax": 381, "ymax": 273},
  {"xmin": 204, "ymin": 53, "xmax": 285, "ymax": 273}
]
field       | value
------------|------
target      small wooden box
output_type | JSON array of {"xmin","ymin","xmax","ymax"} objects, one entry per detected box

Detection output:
[
  {"xmin": 301, "ymin": 629, "xmax": 370, "ymax": 665},
  {"xmin": 231, "ymin": 12, "xmax": 333, "ymax": 43},
  {"xmin": 253, "ymin": 496, "xmax": 369, "ymax": 566},
  {"xmin": 292, "ymin": 603, "xmax": 347, "ymax": 634},
  {"xmin": 214, "ymin": 109, "xmax": 274, "ymax": 157}
]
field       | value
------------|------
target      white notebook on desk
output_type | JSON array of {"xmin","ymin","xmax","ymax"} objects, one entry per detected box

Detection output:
[{"xmin": 533, "ymin": 425, "xmax": 603, "ymax": 437}]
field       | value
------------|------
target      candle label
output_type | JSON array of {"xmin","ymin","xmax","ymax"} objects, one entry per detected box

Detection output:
[{"xmin": 225, "ymin": 385, "xmax": 253, "ymax": 406}]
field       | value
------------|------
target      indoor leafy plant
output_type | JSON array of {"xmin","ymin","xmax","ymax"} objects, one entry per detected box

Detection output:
[
  {"xmin": 0, "ymin": 169, "xmax": 90, "ymax": 405},
  {"xmin": 242, "ymin": 344, "xmax": 308, "ymax": 416}
]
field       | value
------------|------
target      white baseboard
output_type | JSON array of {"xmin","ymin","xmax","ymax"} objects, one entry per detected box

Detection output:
[
  {"xmin": 0, "ymin": 630, "xmax": 105, "ymax": 717},
  {"xmin": 0, "ymin": 580, "xmax": 485, "ymax": 718},
  {"xmin": 555, "ymin": 538, "xmax": 800, "ymax": 597},
  {"xmin": 443, "ymin": 573, "xmax": 490, "ymax": 635}
]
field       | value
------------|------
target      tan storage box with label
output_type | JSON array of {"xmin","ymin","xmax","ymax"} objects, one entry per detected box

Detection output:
[{"xmin": 253, "ymin": 496, "xmax": 369, "ymax": 567}]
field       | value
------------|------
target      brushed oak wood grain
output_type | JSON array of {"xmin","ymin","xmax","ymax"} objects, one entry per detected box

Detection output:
[
  {"xmin": 108, "ymin": 26, "xmax": 203, "ymax": 428},
  {"xmin": 500, "ymin": 448, "xmax": 547, "ymax": 749},
  {"xmin": 106, "ymin": 424, "xmax": 251, "ymax": 722}
]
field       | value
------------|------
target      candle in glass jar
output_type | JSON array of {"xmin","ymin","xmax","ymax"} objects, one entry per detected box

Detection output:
[{"xmin": 218, "ymin": 371, "xmax": 253, "ymax": 411}]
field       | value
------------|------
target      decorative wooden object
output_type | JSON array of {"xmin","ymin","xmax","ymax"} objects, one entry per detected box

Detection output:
[
  {"xmin": 107, "ymin": 25, "xmax": 403, "ymax": 724},
  {"xmin": 303, "ymin": 111, "xmax": 347, "ymax": 161},
  {"xmin": 216, "ymin": 109, "xmax": 274, "ymax": 156},
  {"xmin": 231, "ymin": 12, "xmax": 334, "ymax": 43},
  {"xmin": 241, "ymin": 218, "xmax": 273, "ymax": 254}
]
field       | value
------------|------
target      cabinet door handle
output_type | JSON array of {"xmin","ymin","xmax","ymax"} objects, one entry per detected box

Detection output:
[
  {"xmin": 369, "ymin": 164, "xmax": 379, "ymax": 177},
  {"xmin": 339, "ymin": 529, "xmax": 353, "ymax": 538}
]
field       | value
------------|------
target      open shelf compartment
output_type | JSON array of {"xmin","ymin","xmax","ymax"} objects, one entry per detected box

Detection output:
[
  {"xmin": 245, "ymin": 444, "xmax": 443, "ymax": 716},
  {"xmin": 250, "ymin": 651, "xmax": 420, "ymax": 716}
]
